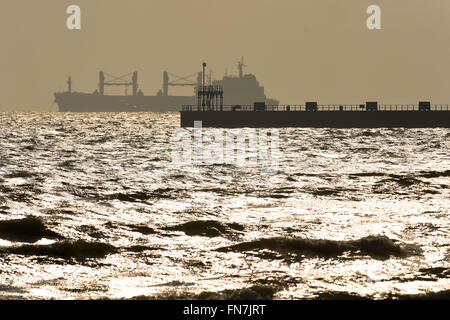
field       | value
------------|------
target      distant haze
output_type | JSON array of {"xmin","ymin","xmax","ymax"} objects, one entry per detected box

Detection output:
[{"xmin": 1, "ymin": 0, "xmax": 450, "ymax": 110}]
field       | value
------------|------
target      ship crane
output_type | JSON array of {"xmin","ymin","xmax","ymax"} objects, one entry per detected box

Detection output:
[
  {"xmin": 98, "ymin": 71, "xmax": 139, "ymax": 96},
  {"xmin": 162, "ymin": 72, "xmax": 199, "ymax": 96}
]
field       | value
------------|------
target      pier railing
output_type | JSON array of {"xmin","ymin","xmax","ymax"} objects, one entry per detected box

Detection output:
[{"xmin": 181, "ymin": 104, "xmax": 450, "ymax": 112}]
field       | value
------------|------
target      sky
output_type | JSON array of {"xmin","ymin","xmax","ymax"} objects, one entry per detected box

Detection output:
[{"xmin": 1, "ymin": 0, "xmax": 450, "ymax": 110}]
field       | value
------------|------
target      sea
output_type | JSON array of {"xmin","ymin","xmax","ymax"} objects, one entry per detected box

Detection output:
[{"xmin": 0, "ymin": 112, "xmax": 448, "ymax": 299}]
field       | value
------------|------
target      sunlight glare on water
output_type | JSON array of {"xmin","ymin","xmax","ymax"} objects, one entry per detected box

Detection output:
[{"xmin": 0, "ymin": 112, "xmax": 448, "ymax": 299}]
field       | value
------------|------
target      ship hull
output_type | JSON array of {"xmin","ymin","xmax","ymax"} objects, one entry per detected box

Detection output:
[
  {"xmin": 180, "ymin": 111, "xmax": 450, "ymax": 128},
  {"xmin": 55, "ymin": 93, "xmax": 197, "ymax": 112}
]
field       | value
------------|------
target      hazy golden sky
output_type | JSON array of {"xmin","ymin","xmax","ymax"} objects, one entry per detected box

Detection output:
[{"xmin": 1, "ymin": 0, "xmax": 450, "ymax": 110}]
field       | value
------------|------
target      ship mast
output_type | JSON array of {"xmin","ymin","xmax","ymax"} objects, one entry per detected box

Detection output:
[
  {"xmin": 238, "ymin": 56, "xmax": 246, "ymax": 79},
  {"xmin": 67, "ymin": 76, "xmax": 72, "ymax": 94},
  {"xmin": 202, "ymin": 62, "xmax": 206, "ymax": 108}
]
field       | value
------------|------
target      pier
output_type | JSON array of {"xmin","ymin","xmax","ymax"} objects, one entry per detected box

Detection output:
[
  {"xmin": 182, "ymin": 103, "xmax": 450, "ymax": 112},
  {"xmin": 180, "ymin": 102, "xmax": 450, "ymax": 128}
]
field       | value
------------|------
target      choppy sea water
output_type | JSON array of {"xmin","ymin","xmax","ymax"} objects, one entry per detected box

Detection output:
[{"xmin": 0, "ymin": 112, "xmax": 448, "ymax": 300}]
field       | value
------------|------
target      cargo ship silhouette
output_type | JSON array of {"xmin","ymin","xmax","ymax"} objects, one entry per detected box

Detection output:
[
  {"xmin": 54, "ymin": 58, "xmax": 278, "ymax": 112},
  {"xmin": 180, "ymin": 63, "xmax": 450, "ymax": 128}
]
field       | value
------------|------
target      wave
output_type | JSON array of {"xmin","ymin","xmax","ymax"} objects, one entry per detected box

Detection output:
[
  {"xmin": 107, "ymin": 192, "xmax": 154, "ymax": 202},
  {"xmin": 372, "ymin": 175, "xmax": 443, "ymax": 195},
  {"xmin": 57, "ymin": 160, "xmax": 77, "ymax": 168},
  {"xmin": 372, "ymin": 175, "xmax": 428, "ymax": 194},
  {"xmin": 193, "ymin": 187, "xmax": 297, "ymax": 199},
  {"xmin": 77, "ymin": 225, "xmax": 108, "ymax": 239},
  {"xmin": 418, "ymin": 267, "xmax": 450, "ymax": 279},
  {"xmin": 0, "ymin": 185, "xmax": 13, "ymax": 194},
  {"xmin": 292, "ymin": 172, "xmax": 331, "ymax": 178},
  {"xmin": 216, "ymin": 235, "xmax": 412, "ymax": 259},
  {"xmin": 3, "ymin": 171, "xmax": 37, "ymax": 179},
  {"xmin": 348, "ymin": 172, "xmax": 386, "ymax": 178},
  {"xmin": 106, "ymin": 188, "xmax": 185, "ymax": 202},
  {"xmin": 126, "ymin": 224, "xmax": 158, "ymax": 235},
  {"xmin": 86, "ymin": 136, "xmax": 113, "ymax": 144},
  {"xmin": 125, "ymin": 245, "xmax": 161, "ymax": 253},
  {"xmin": 0, "ymin": 217, "xmax": 63, "ymax": 243},
  {"xmin": 312, "ymin": 291, "xmax": 371, "ymax": 300},
  {"xmin": 385, "ymin": 290, "xmax": 450, "ymax": 300},
  {"xmin": 359, "ymin": 130, "xmax": 382, "ymax": 137},
  {"xmin": 164, "ymin": 220, "xmax": 245, "ymax": 238},
  {"xmin": 128, "ymin": 285, "xmax": 450, "ymax": 300},
  {"xmin": 308, "ymin": 187, "xmax": 357, "ymax": 197},
  {"xmin": 372, "ymin": 170, "xmax": 449, "ymax": 187},
  {"xmin": 354, "ymin": 147, "xmax": 379, "ymax": 153},
  {"xmin": 382, "ymin": 175, "xmax": 427, "ymax": 187},
  {"xmin": 311, "ymin": 289, "xmax": 450, "ymax": 300},
  {"xmin": 418, "ymin": 170, "xmax": 450, "ymax": 179},
  {"xmin": 0, "ymin": 240, "xmax": 117, "ymax": 259},
  {"xmin": 43, "ymin": 208, "xmax": 79, "ymax": 216},
  {"xmin": 129, "ymin": 285, "xmax": 280, "ymax": 300}
]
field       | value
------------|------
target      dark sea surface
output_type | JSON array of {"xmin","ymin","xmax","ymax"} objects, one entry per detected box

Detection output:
[{"xmin": 0, "ymin": 112, "xmax": 448, "ymax": 299}]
